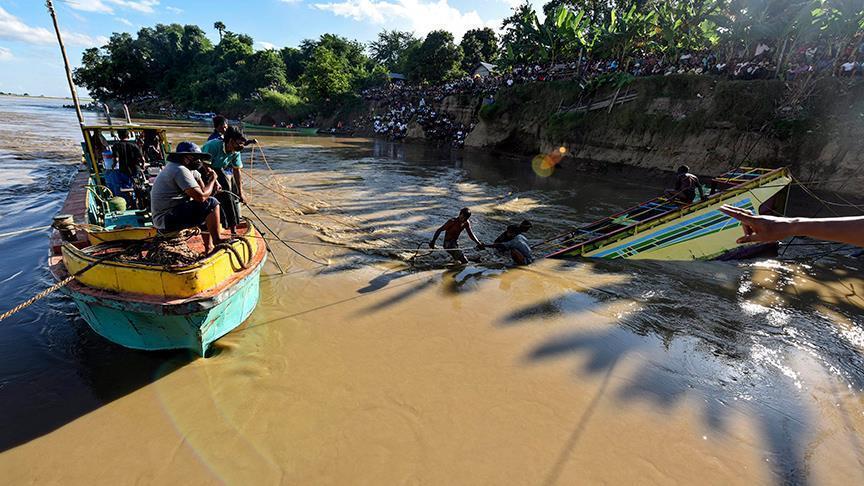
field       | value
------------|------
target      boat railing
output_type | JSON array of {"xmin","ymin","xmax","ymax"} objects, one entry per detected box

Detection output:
[{"xmin": 543, "ymin": 167, "xmax": 790, "ymax": 257}]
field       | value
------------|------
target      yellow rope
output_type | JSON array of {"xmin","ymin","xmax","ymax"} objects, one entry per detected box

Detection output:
[{"xmin": 0, "ymin": 276, "xmax": 75, "ymax": 322}]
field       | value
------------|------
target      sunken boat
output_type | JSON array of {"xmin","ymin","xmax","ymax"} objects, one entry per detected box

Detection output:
[{"xmin": 537, "ymin": 167, "xmax": 792, "ymax": 260}]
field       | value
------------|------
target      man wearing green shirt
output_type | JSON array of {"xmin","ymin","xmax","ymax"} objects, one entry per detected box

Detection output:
[{"xmin": 201, "ymin": 126, "xmax": 251, "ymax": 234}]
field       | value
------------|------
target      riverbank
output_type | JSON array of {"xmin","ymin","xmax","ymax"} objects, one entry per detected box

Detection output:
[{"xmin": 340, "ymin": 76, "xmax": 864, "ymax": 196}]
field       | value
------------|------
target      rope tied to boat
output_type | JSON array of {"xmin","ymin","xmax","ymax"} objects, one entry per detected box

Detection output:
[{"xmin": 0, "ymin": 242, "xmax": 144, "ymax": 324}]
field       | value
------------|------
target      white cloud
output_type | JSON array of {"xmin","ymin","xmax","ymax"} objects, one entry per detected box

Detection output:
[
  {"xmin": 65, "ymin": 0, "xmax": 159, "ymax": 15},
  {"xmin": 280, "ymin": 0, "xmax": 303, "ymax": 4},
  {"xmin": 0, "ymin": 47, "xmax": 12, "ymax": 61},
  {"xmin": 116, "ymin": 17, "xmax": 133, "ymax": 27},
  {"xmin": 257, "ymin": 41, "xmax": 278, "ymax": 50},
  {"xmin": 0, "ymin": 7, "xmax": 105, "ymax": 47},
  {"xmin": 312, "ymin": 0, "xmax": 485, "ymax": 40},
  {"xmin": 166, "ymin": 6, "xmax": 183, "ymax": 14}
]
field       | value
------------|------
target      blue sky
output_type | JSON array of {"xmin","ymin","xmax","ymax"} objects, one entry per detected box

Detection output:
[{"xmin": 0, "ymin": 0, "xmax": 544, "ymax": 97}]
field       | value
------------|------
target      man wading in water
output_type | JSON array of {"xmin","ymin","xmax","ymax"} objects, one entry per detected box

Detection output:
[
  {"xmin": 429, "ymin": 208, "xmax": 485, "ymax": 264},
  {"xmin": 488, "ymin": 220, "xmax": 534, "ymax": 265}
]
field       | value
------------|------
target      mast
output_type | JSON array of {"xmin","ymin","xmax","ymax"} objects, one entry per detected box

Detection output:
[{"xmin": 45, "ymin": 0, "xmax": 85, "ymax": 127}]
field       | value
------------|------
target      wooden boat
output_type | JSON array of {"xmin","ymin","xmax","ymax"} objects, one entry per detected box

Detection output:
[
  {"xmin": 242, "ymin": 123, "xmax": 318, "ymax": 136},
  {"xmin": 538, "ymin": 167, "xmax": 792, "ymax": 260},
  {"xmin": 48, "ymin": 124, "xmax": 267, "ymax": 356}
]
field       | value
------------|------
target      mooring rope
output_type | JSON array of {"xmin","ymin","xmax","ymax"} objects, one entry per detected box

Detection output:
[
  {"xmin": 0, "ymin": 242, "xmax": 144, "ymax": 323},
  {"xmin": 0, "ymin": 225, "xmax": 52, "ymax": 239}
]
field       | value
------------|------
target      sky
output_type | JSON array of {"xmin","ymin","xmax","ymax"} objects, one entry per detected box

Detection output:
[{"xmin": 0, "ymin": 0, "xmax": 544, "ymax": 97}]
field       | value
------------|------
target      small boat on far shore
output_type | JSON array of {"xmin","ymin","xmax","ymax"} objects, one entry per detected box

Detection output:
[
  {"xmin": 536, "ymin": 167, "xmax": 792, "ymax": 260},
  {"xmin": 242, "ymin": 123, "xmax": 319, "ymax": 136}
]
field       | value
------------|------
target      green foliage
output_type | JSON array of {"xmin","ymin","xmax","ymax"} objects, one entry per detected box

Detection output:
[
  {"xmin": 257, "ymin": 87, "xmax": 314, "ymax": 119},
  {"xmin": 460, "ymin": 28, "xmax": 499, "ymax": 72},
  {"xmin": 406, "ymin": 30, "xmax": 463, "ymax": 83},
  {"xmin": 369, "ymin": 30, "xmax": 418, "ymax": 72},
  {"xmin": 302, "ymin": 46, "xmax": 352, "ymax": 101},
  {"xmin": 280, "ymin": 47, "xmax": 304, "ymax": 83}
]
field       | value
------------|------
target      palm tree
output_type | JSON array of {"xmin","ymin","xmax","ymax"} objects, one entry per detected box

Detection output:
[{"xmin": 214, "ymin": 21, "xmax": 226, "ymax": 41}]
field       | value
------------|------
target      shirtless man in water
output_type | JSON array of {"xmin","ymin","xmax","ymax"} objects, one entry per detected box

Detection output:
[
  {"xmin": 429, "ymin": 208, "xmax": 484, "ymax": 264},
  {"xmin": 666, "ymin": 165, "xmax": 705, "ymax": 204}
]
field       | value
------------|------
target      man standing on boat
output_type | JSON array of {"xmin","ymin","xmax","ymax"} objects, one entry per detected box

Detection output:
[
  {"xmin": 666, "ymin": 165, "xmax": 705, "ymax": 204},
  {"xmin": 208, "ymin": 115, "xmax": 228, "ymax": 141},
  {"xmin": 112, "ymin": 129, "xmax": 146, "ymax": 207},
  {"xmin": 150, "ymin": 142, "xmax": 223, "ymax": 253},
  {"xmin": 429, "ymin": 208, "xmax": 485, "ymax": 264},
  {"xmin": 202, "ymin": 126, "xmax": 250, "ymax": 235}
]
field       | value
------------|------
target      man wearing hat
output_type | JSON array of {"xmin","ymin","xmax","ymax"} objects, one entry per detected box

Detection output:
[
  {"xmin": 201, "ymin": 126, "xmax": 255, "ymax": 234},
  {"xmin": 150, "ymin": 141, "xmax": 223, "ymax": 253}
]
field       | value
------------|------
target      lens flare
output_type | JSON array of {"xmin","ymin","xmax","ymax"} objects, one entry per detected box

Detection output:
[{"xmin": 531, "ymin": 154, "xmax": 555, "ymax": 178}]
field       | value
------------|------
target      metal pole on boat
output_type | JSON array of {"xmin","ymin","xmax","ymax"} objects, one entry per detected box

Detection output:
[
  {"xmin": 123, "ymin": 104, "xmax": 132, "ymax": 124},
  {"xmin": 103, "ymin": 104, "xmax": 113, "ymax": 126},
  {"xmin": 45, "ymin": 1, "xmax": 85, "ymax": 128}
]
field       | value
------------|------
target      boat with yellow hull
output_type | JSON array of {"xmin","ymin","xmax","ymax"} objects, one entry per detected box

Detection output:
[
  {"xmin": 539, "ymin": 167, "xmax": 792, "ymax": 260},
  {"xmin": 49, "ymin": 124, "xmax": 268, "ymax": 356}
]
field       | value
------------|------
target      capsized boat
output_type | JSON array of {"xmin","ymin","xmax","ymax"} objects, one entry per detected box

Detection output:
[
  {"xmin": 49, "ymin": 124, "xmax": 267, "ymax": 356},
  {"xmin": 537, "ymin": 167, "xmax": 792, "ymax": 260}
]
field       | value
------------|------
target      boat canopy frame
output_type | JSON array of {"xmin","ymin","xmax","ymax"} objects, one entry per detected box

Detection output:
[{"xmin": 80, "ymin": 124, "xmax": 172, "ymax": 181}]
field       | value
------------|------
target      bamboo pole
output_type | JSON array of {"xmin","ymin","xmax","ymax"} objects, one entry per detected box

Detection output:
[{"xmin": 45, "ymin": 1, "xmax": 84, "ymax": 128}]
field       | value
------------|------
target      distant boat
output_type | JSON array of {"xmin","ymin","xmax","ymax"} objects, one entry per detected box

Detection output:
[
  {"xmin": 537, "ymin": 167, "xmax": 792, "ymax": 260},
  {"xmin": 242, "ymin": 123, "xmax": 319, "ymax": 136},
  {"xmin": 49, "ymin": 124, "xmax": 267, "ymax": 356}
]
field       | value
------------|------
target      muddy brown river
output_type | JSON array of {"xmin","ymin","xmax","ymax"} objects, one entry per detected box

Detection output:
[{"xmin": 0, "ymin": 96, "xmax": 863, "ymax": 484}]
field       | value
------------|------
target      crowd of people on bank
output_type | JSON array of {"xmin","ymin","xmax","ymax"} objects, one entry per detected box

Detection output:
[{"xmin": 358, "ymin": 39, "xmax": 864, "ymax": 147}]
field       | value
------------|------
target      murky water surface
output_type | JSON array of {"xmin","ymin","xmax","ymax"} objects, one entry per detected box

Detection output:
[{"xmin": 1, "ymin": 96, "xmax": 863, "ymax": 484}]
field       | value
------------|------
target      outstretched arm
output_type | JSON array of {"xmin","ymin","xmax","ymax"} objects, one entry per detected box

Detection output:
[
  {"xmin": 465, "ymin": 221, "xmax": 483, "ymax": 246},
  {"xmin": 720, "ymin": 205, "xmax": 864, "ymax": 247},
  {"xmin": 430, "ymin": 221, "xmax": 449, "ymax": 248}
]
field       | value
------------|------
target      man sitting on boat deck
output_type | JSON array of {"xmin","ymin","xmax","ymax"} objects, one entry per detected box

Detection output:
[
  {"xmin": 429, "ymin": 208, "xmax": 485, "ymax": 264},
  {"xmin": 201, "ymin": 126, "xmax": 255, "ymax": 235},
  {"xmin": 150, "ymin": 142, "xmax": 223, "ymax": 253},
  {"xmin": 208, "ymin": 115, "xmax": 228, "ymax": 141},
  {"xmin": 665, "ymin": 165, "xmax": 705, "ymax": 205},
  {"xmin": 487, "ymin": 220, "xmax": 535, "ymax": 265}
]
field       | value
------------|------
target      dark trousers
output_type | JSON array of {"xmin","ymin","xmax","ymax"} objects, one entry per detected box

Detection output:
[{"xmin": 214, "ymin": 167, "xmax": 241, "ymax": 229}]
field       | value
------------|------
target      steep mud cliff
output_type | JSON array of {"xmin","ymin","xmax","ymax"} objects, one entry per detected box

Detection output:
[{"xmin": 467, "ymin": 76, "xmax": 864, "ymax": 195}]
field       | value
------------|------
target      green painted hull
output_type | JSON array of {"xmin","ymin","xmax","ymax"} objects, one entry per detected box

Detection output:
[
  {"xmin": 243, "ymin": 124, "xmax": 318, "ymax": 136},
  {"xmin": 63, "ymin": 256, "xmax": 265, "ymax": 356}
]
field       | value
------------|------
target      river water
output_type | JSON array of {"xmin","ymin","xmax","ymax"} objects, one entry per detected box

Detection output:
[{"xmin": 1, "ymin": 96, "xmax": 863, "ymax": 484}]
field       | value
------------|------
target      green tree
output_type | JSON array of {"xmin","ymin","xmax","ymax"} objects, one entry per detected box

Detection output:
[
  {"xmin": 280, "ymin": 46, "xmax": 305, "ymax": 83},
  {"xmin": 302, "ymin": 46, "xmax": 352, "ymax": 101},
  {"xmin": 369, "ymin": 30, "xmax": 418, "ymax": 72},
  {"xmin": 500, "ymin": 2, "xmax": 543, "ymax": 66},
  {"xmin": 214, "ymin": 21, "xmax": 226, "ymax": 41},
  {"xmin": 460, "ymin": 28, "xmax": 499, "ymax": 71},
  {"xmin": 406, "ymin": 30, "xmax": 463, "ymax": 82}
]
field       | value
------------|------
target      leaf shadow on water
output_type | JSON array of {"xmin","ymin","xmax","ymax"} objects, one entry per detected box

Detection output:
[{"xmin": 503, "ymin": 258, "xmax": 864, "ymax": 486}]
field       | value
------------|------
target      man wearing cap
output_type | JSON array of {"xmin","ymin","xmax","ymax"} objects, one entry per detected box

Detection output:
[
  {"xmin": 201, "ymin": 126, "xmax": 254, "ymax": 234},
  {"xmin": 150, "ymin": 141, "xmax": 223, "ymax": 253}
]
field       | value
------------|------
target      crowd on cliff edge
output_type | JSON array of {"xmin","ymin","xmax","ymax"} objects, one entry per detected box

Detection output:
[{"xmin": 357, "ymin": 39, "xmax": 864, "ymax": 147}]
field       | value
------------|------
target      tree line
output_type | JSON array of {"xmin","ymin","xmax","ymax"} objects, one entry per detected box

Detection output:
[{"xmin": 74, "ymin": 0, "xmax": 864, "ymax": 118}]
